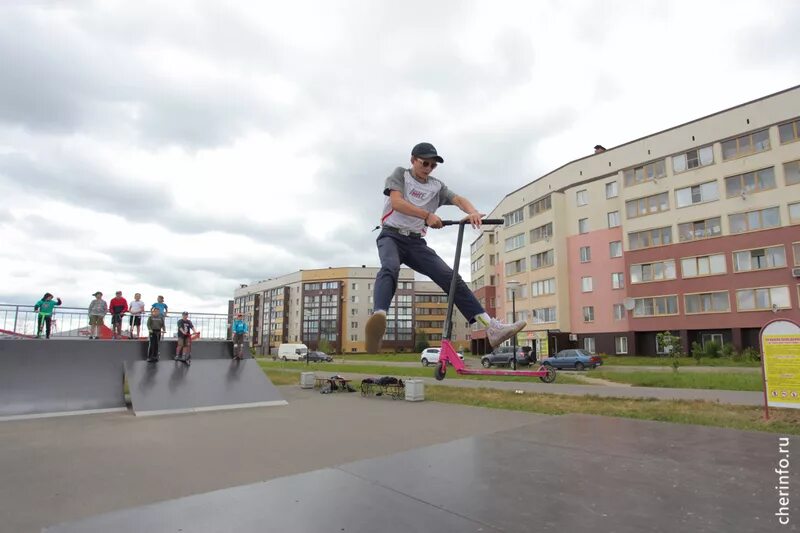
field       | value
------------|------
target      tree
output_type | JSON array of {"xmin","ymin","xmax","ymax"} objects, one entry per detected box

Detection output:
[
  {"xmin": 655, "ymin": 331, "xmax": 684, "ymax": 372},
  {"xmin": 415, "ymin": 330, "xmax": 430, "ymax": 352},
  {"xmin": 318, "ymin": 338, "xmax": 333, "ymax": 355}
]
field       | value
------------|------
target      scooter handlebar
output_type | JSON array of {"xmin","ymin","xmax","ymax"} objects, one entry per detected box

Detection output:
[{"xmin": 441, "ymin": 218, "xmax": 504, "ymax": 226}]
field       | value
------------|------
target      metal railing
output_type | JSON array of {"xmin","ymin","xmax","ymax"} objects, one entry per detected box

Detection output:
[{"xmin": 0, "ymin": 304, "xmax": 231, "ymax": 340}]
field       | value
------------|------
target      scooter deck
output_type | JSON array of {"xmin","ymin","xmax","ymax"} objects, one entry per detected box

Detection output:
[{"xmin": 456, "ymin": 368, "xmax": 549, "ymax": 377}]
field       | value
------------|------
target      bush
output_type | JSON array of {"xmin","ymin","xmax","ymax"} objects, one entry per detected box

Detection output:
[
  {"xmin": 741, "ymin": 347, "xmax": 761, "ymax": 362},
  {"xmin": 691, "ymin": 341, "xmax": 703, "ymax": 365},
  {"xmin": 703, "ymin": 341, "xmax": 721, "ymax": 359}
]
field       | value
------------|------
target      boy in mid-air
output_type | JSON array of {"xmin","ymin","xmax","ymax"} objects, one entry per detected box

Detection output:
[
  {"xmin": 175, "ymin": 311, "xmax": 195, "ymax": 363},
  {"xmin": 365, "ymin": 142, "xmax": 526, "ymax": 353}
]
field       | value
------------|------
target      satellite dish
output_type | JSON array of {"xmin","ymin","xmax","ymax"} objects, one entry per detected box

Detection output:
[{"xmin": 623, "ymin": 297, "xmax": 635, "ymax": 311}]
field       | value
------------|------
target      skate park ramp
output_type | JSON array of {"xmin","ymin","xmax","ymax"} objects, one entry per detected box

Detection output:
[
  {"xmin": 124, "ymin": 359, "xmax": 286, "ymax": 416},
  {"xmin": 0, "ymin": 339, "xmax": 254, "ymax": 420},
  {"xmin": 43, "ymin": 414, "xmax": 788, "ymax": 533},
  {"xmin": 0, "ymin": 340, "xmax": 128, "ymax": 420}
]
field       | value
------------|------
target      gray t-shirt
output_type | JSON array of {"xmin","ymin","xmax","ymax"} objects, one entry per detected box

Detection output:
[
  {"xmin": 381, "ymin": 167, "xmax": 457, "ymax": 233},
  {"xmin": 88, "ymin": 299, "xmax": 108, "ymax": 316}
]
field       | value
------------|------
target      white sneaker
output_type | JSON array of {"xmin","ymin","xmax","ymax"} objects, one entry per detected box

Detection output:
[{"xmin": 486, "ymin": 318, "xmax": 526, "ymax": 348}]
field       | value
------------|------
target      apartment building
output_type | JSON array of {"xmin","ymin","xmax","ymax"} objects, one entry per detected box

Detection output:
[
  {"xmin": 470, "ymin": 86, "xmax": 800, "ymax": 356},
  {"xmin": 234, "ymin": 267, "xmax": 470, "ymax": 354}
]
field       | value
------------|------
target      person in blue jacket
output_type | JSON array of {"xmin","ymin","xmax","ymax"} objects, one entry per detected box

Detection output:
[{"xmin": 231, "ymin": 313, "xmax": 248, "ymax": 360}]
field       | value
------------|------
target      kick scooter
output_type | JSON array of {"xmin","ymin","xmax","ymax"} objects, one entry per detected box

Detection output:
[{"xmin": 434, "ymin": 219, "xmax": 557, "ymax": 383}]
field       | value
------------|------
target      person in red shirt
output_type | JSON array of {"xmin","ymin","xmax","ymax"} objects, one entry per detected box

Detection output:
[{"xmin": 109, "ymin": 291, "xmax": 129, "ymax": 339}]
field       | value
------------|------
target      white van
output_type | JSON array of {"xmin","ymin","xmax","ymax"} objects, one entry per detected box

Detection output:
[{"xmin": 278, "ymin": 343, "xmax": 309, "ymax": 361}]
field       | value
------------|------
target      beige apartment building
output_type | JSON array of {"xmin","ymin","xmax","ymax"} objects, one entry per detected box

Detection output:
[
  {"xmin": 470, "ymin": 85, "xmax": 800, "ymax": 357},
  {"xmin": 234, "ymin": 267, "xmax": 470, "ymax": 355}
]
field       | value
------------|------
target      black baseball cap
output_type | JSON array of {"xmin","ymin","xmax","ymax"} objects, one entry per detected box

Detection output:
[{"xmin": 411, "ymin": 142, "xmax": 444, "ymax": 163}]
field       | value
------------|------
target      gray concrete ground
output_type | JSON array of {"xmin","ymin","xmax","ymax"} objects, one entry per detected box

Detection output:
[
  {"xmin": 305, "ymin": 371, "xmax": 764, "ymax": 405},
  {"xmin": 0, "ymin": 386, "xmax": 543, "ymax": 533}
]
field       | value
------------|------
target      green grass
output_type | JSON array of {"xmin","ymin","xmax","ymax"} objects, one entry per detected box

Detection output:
[
  {"xmin": 599, "ymin": 356, "xmax": 760, "ymax": 367},
  {"xmin": 426, "ymin": 386, "xmax": 799, "ymax": 435},
  {"xmin": 333, "ymin": 353, "xmax": 421, "ymax": 363},
  {"xmin": 258, "ymin": 360, "xmax": 586, "ymax": 384},
  {"xmin": 589, "ymin": 370, "xmax": 763, "ymax": 391}
]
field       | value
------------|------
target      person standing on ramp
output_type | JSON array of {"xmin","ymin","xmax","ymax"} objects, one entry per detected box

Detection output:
[
  {"xmin": 365, "ymin": 142, "xmax": 526, "ymax": 353},
  {"xmin": 175, "ymin": 311, "xmax": 195, "ymax": 364},
  {"xmin": 231, "ymin": 313, "xmax": 248, "ymax": 360},
  {"xmin": 33, "ymin": 292, "xmax": 62, "ymax": 339},
  {"xmin": 146, "ymin": 307, "xmax": 166, "ymax": 362}
]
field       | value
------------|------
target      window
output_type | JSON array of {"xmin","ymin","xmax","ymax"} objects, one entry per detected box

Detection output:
[
  {"xmin": 725, "ymin": 167, "xmax": 776, "ymax": 198},
  {"xmin": 615, "ymin": 336, "xmax": 628, "ymax": 354},
  {"xmin": 582, "ymin": 306, "xmax": 594, "ymax": 322},
  {"xmin": 607, "ymin": 211, "xmax": 620, "ymax": 228},
  {"xmin": 505, "ymin": 258, "xmax": 526, "ymax": 275},
  {"xmin": 626, "ymin": 192, "xmax": 669, "ymax": 219},
  {"xmin": 733, "ymin": 246, "xmax": 786, "ymax": 272},
  {"xmin": 624, "ymin": 159, "xmax": 666, "ymax": 187},
  {"xmin": 532, "ymin": 307, "xmax": 556, "ymax": 323},
  {"xmin": 629, "ymin": 226, "xmax": 672, "ymax": 250},
  {"xmin": 790, "ymin": 202, "xmax": 800, "ymax": 224},
  {"xmin": 578, "ymin": 218, "xmax": 589, "ymax": 234},
  {"xmin": 529, "ymin": 195, "xmax": 552, "ymax": 217},
  {"xmin": 779, "ymin": 119, "xmax": 800, "ymax": 144},
  {"xmin": 580, "ymin": 246, "xmax": 591, "ymax": 263},
  {"xmin": 721, "ymin": 129, "xmax": 770, "ymax": 160},
  {"xmin": 630, "ymin": 260, "xmax": 676, "ymax": 284},
  {"xmin": 672, "ymin": 146, "xmax": 714, "ymax": 174},
  {"xmin": 531, "ymin": 278, "xmax": 556, "ymax": 297},
  {"xmin": 530, "ymin": 250, "xmax": 554, "ymax": 270},
  {"xmin": 633, "ymin": 295, "xmax": 679, "ymax": 317},
  {"xmin": 609, "ymin": 241, "xmax": 622, "ymax": 257},
  {"xmin": 785, "ymin": 160, "xmax": 800, "ymax": 186},
  {"xmin": 606, "ymin": 181, "xmax": 618, "ymax": 198},
  {"xmin": 701, "ymin": 334, "xmax": 724, "ymax": 348},
  {"xmin": 611, "ymin": 272, "xmax": 624, "ymax": 289},
  {"xmin": 729, "ymin": 207, "xmax": 780, "ymax": 234},
  {"xmin": 470, "ymin": 234, "xmax": 485, "ymax": 256},
  {"xmin": 675, "ymin": 181, "xmax": 719, "ymax": 208},
  {"xmin": 506, "ymin": 284, "xmax": 528, "ymax": 300},
  {"xmin": 581, "ymin": 277, "xmax": 593, "ymax": 292},
  {"xmin": 678, "ymin": 217, "xmax": 722, "ymax": 242},
  {"xmin": 504, "ymin": 207, "xmax": 524, "ymax": 227},
  {"xmin": 471, "ymin": 255, "xmax": 484, "ymax": 273},
  {"xmin": 736, "ymin": 286, "xmax": 791, "ymax": 311},
  {"xmin": 682, "ymin": 253, "xmax": 727, "ymax": 278},
  {"xmin": 530, "ymin": 222, "xmax": 553, "ymax": 243},
  {"xmin": 613, "ymin": 304, "xmax": 625, "ymax": 320},
  {"xmin": 350, "ymin": 295, "xmax": 358, "ymax": 303},
  {"xmin": 351, "ymin": 308, "xmax": 357, "ymax": 316},
  {"xmin": 505, "ymin": 233, "xmax": 525, "ymax": 252},
  {"xmin": 794, "ymin": 243, "xmax": 800, "ymax": 266},
  {"xmin": 684, "ymin": 292, "xmax": 730, "ymax": 314},
  {"xmin": 350, "ymin": 321, "xmax": 358, "ymax": 328},
  {"xmin": 584, "ymin": 337, "xmax": 596, "ymax": 354},
  {"xmin": 576, "ymin": 189, "xmax": 588, "ymax": 206}
]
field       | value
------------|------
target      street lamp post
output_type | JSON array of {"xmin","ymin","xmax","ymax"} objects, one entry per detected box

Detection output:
[{"xmin": 506, "ymin": 281, "xmax": 521, "ymax": 371}]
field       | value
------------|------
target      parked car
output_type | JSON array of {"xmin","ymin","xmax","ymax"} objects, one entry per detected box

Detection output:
[
  {"xmin": 420, "ymin": 347, "xmax": 464, "ymax": 366},
  {"xmin": 541, "ymin": 349, "xmax": 603, "ymax": 370},
  {"xmin": 277, "ymin": 343, "xmax": 308, "ymax": 361},
  {"xmin": 305, "ymin": 351, "xmax": 333, "ymax": 362},
  {"xmin": 480, "ymin": 346, "xmax": 532, "ymax": 368}
]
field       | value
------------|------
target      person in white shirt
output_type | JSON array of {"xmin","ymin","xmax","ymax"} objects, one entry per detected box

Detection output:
[{"xmin": 128, "ymin": 293, "xmax": 146, "ymax": 339}]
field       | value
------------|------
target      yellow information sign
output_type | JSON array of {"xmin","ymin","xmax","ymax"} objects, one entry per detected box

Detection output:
[{"xmin": 762, "ymin": 321, "xmax": 800, "ymax": 410}]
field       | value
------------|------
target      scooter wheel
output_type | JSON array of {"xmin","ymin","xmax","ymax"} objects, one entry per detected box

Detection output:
[
  {"xmin": 434, "ymin": 361, "xmax": 447, "ymax": 381},
  {"xmin": 539, "ymin": 365, "xmax": 557, "ymax": 383}
]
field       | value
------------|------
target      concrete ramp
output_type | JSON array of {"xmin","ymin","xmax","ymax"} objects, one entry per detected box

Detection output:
[{"xmin": 125, "ymin": 359, "xmax": 286, "ymax": 416}]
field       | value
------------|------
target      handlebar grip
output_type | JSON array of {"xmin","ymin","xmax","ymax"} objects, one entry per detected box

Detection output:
[{"xmin": 441, "ymin": 218, "xmax": 505, "ymax": 226}]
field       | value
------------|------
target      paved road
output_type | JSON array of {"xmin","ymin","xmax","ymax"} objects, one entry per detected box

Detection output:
[
  {"xmin": 307, "ymin": 370, "xmax": 763, "ymax": 406},
  {"xmin": 332, "ymin": 359, "xmax": 762, "ymax": 373}
]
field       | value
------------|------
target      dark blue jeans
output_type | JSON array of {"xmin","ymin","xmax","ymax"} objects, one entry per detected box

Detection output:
[{"xmin": 374, "ymin": 229, "xmax": 484, "ymax": 322}]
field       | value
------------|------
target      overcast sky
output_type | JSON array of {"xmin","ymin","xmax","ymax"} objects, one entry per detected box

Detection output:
[{"xmin": 1, "ymin": 0, "xmax": 798, "ymax": 313}]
